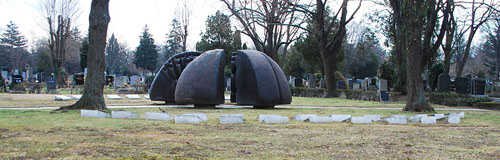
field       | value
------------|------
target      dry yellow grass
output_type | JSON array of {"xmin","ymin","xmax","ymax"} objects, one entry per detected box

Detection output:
[{"xmin": 1, "ymin": 108, "xmax": 499, "ymax": 159}]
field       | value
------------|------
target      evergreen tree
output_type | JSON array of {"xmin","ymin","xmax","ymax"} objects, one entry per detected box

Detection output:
[
  {"xmin": 483, "ymin": 20, "xmax": 500, "ymax": 79},
  {"xmin": 134, "ymin": 25, "xmax": 158, "ymax": 73},
  {"xmin": 164, "ymin": 19, "xmax": 183, "ymax": 60},
  {"xmin": 196, "ymin": 11, "xmax": 239, "ymax": 64},
  {"xmin": 80, "ymin": 36, "xmax": 89, "ymax": 71},
  {"xmin": 0, "ymin": 21, "xmax": 27, "ymax": 48},
  {"xmin": 105, "ymin": 34, "xmax": 127, "ymax": 74}
]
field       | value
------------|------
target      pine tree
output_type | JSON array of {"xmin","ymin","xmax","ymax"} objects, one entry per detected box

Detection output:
[
  {"xmin": 134, "ymin": 25, "xmax": 158, "ymax": 73},
  {"xmin": 0, "ymin": 21, "xmax": 27, "ymax": 48},
  {"xmin": 164, "ymin": 19, "xmax": 183, "ymax": 60},
  {"xmin": 105, "ymin": 34, "xmax": 127, "ymax": 74},
  {"xmin": 79, "ymin": 36, "xmax": 89, "ymax": 71}
]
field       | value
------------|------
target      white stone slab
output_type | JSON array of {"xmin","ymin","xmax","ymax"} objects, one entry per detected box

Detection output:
[
  {"xmin": 457, "ymin": 112, "xmax": 465, "ymax": 118},
  {"xmin": 145, "ymin": 112, "xmax": 173, "ymax": 121},
  {"xmin": 111, "ymin": 111, "xmax": 140, "ymax": 119},
  {"xmin": 363, "ymin": 115, "xmax": 381, "ymax": 122},
  {"xmin": 306, "ymin": 116, "xmax": 335, "ymax": 123},
  {"xmin": 144, "ymin": 95, "xmax": 150, "ymax": 99},
  {"xmin": 330, "ymin": 115, "xmax": 351, "ymax": 122},
  {"xmin": 257, "ymin": 114, "xmax": 288, "ymax": 124},
  {"xmin": 447, "ymin": 115, "xmax": 460, "ymax": 124},
  {"xmin": 81, "ymin": 109, "xmax": 110, "ymax": 118},
  {"xmin": 55, "ymin": 95, "xmax": 71, "ymax": 101},
  {"xmin": 385, "ymin": 115, "xmax": 407, "ymax": 124},
  {"xmin": 409, "ymin": 114, "xmax": 428, "ymax": 123},
  {"xmin": 182, "ymin": 113, "xmax": 208, "ymax": 121},
  {"xmin": 224, "ymin": 95, "xmax": 230, "ymax": 100},
  {"xmin": 293, "ymin": 114, "xmax": 317, "ymax": 121},
  {"xmin": 351, "ymin": 116, "xmax": 371, "ymax": 124},
  {"xmin": 107, "ymin": 95, "xmax": 122, "ymax": 100},
  {"xmin": 220, "ymin": 114, "xmax": 244, "ymax": 124},
  {"xmin": 420, "ymin": 116, "xmax": 436, "ymax": 124},
  {"xmin": 125, "ymin": 94, "xmax": 141, "ymax": 99},
  {"xmin": 434, "ymin": 114, "xmax": 445, "ymax": 120},
  {"xmin": 71, "ymin": 95, "xmax": 82, "ymax": 100},
  {"xmin": 175, "ymin": 115, "xmax": 204, "ymax": 124}
]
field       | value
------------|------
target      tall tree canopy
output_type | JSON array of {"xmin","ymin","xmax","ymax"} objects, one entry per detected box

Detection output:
[
  {"xmin": 105, "ymin": 34, "xmax": 127, "ymax": 74},
  {"xmin": 164, "ymin": 19, "xmax": 183, "ymax": 60},
  {"xmin": 1, "ymin": 21, "xmax": 27, "ymax": 48},
  {"xmin": 134, "ymin": 25, "xmax": 159, "ymax": 73}
]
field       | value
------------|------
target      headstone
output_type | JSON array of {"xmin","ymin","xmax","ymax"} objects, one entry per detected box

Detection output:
[
  {"xmin": 450, "ymin": 112, "xmax": 465, "ymax": 118},
  {"xmin": 130, "ymin": 75, "xmax": 143, "ymax": 85},
  {"xmin": 492, "ymin": 80, "xmax": 500, "ymax": 97},
  {"xmin": 379, "ymin": 91, "xmax": 390, "ymax": 102},
  {"xmin": 106, "ymin": 76, "xmax": 114, "ymax": 86},
  {"xmin": 337, "ymin": 81, "xmax": 347, "ymax": 90},
  {"xmin": 293, "ymin": 114, "xmax": 317, "ymax": 121},
  {"xmin": 319, "ymin": 78, "xmax": 326, "ymax": 89},
  {"xmin": 144, "ymin": 95, "xmax": 150, "ymax": 99},
  {"xmin": 330, "ymin": 115, "xmax": 351, "ymax": 122},
  {"xmin": 471, "ymin": 78, "xmax": 486, "ymax": 95},
  {"xmin": 409, "ymin": 114, "xmax": 428, "ymax": 123},
  {"xmin": 351, "ymin": 116, "xmax": 371, "ymax": 124},
  {"xmin": 363, "ymin": 115, "xmax": 381, "ymax": 122},
  {"xmin": 349, "ymin": 79, "xmax": 357, "ymax": 90},
  {"xmin": 145, "ymin": 112, "xmax": 173, "ymax": 121},
  {"xmin": 71, "ymin": 95, "xmax": 82, "ymax": 100},
  {"xmin": 21, "ymin": 72, "xmax": 26, "ymax": 81},
  {"xmin": 447, "ymin": 115, "xmax": 460, "ymax": 124},
  {"xmin": 352, "ymin": 83, "xmax": 361, "ymax": 91},
  {"xmin": 434, "ymin": 114, "xmax": 445, "ymax": 120},
  {"xmin": 420, "ymin": 116, "xmax": 436, "ymax": 124},
  {"xmin": 378, "ymin": 79, "xmax": 388, "ymax": 92},
  {"xmin": 106, "ymin": 95, "xmax": 122, "ymax": 100},
  {"xmin": 220, "ymin": 114, "xmax": 244, "ymax": 124},
  {"xmin": 362, "ymin": 79, "xmax": 368, "ymax": 91},
  {"xmin": 306, "ymin": 116, "xmax": 336, "ymax": 123},
  {"xmin": 257, "ymin": 114, "xmax": 288, "ymax": 124},
  {"xmin": 125, "ymin": 94, "xmax": 141, "ymax": 99},
  {"xmin": 1, "ymin": 71, "xmax": 7, "ymax": 81},
  {"xmin": 455, "ymin": 77, "xmax": 471, "ymax": 94},
  {"xmin": 46, "ymin": 77, "xmax": 57, "ymax": 94},
  {"xmin": 385, "ymin": 115, "xmax": 407, "ymax": 124},
  {"xmin": 111, "ymin": 111, "xmax": 140, "ymax": 119},
  {"xmin": 182, "ymin": 113, "xmax": 208, "ymax": 121},
  {"xmin": 12, "ymin": 75, "xmax": 23, "ymax": 84},
  {"xmin": 294, "ymin": 78, "xmax": 303, "ymax": 87},
  {"xmin": 114, "ymin": 76, "xmax": 129, "ymax": 87},
  {"xmin": 74, "ymin": 75, "xmax": 85, "ymax": 85},
  {"xmin": 226, "ymin": 78, "xmax": 231, "ymax": 91},
  {"xmin": 81, "ymin": 110, "xmax": 110, "ymax": 118},
  {"xmin": 437, "ymin": 74, "xmax": 451, "ymax": 92},
  {"xmin": 54, "ymin": 95, "xmax": 71, "ymax": 101},
  {"xmin": 175, "ymin": 115, "xmax": 204, "ymax": 124}
]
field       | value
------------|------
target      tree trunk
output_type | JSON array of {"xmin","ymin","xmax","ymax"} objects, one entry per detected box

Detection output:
[
  {"xmin": 59, "ymin": 0, "xmax": 110, "ymax": 110},
  {"xmin": 320, "ymin": 49, "xmax": 338, "ymax": 97}
]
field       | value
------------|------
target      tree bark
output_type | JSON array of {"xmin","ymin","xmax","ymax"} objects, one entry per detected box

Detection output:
[
  {"xmin": 321, "ymin": 51, "xmax": 338, "ymax": 97},
  {"xmin": 59, "ymin": 0, "xmax": 110, "ymax": 110}
]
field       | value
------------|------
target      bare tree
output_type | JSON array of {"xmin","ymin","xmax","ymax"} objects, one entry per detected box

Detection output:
[
  {"xmin": 39, "ymin": 0, "xmax": 80, "ymax": 84},
  {"xmin": 61, "ymin": 0, "xmax": 110, "ymax": 110},
  {"xmin": 175, "ymin": 0, "xmax": 191, "ymax": 51},
  {"xmin": 221, "ymin": 0, "xmax": 303, "ymax": 61},
  {"xmin": 290, "ymin": 0, "xmax": 362, "ymax": 97},
  {"xmin": 455, "ymin": 0, "xmax": 497, "ymax": 76}
]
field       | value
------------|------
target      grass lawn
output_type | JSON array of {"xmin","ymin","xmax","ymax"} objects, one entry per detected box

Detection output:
[
  {"xmin": 0, "ymin": 93, "xmax": 452, "ymax": 108},
  {"xmin": 1, "ymin": 107, "xmax": 499, "ymax": 159}
]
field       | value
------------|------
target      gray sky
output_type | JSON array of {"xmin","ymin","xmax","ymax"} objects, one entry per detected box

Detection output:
[{"xmin": 0, "ymin": 0, "xmax": 224, "ymax": 50}]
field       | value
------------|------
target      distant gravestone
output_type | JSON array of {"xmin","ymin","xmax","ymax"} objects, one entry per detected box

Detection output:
[
  {"xmin": 385, "ymin": 115, "xmax": 407, "ymax": 124},
  {"xmin": 144, "ymin": 95, "xmax": 150, "ymax": 99},
  {"xmin": 351, "ymin": 116, "xmax": 371, "ymax": 124},
  {"xmin": 472, "ymin": 78, "xmax": 486, "ymax": 95},
  {"xmin": 145, "ymin": 112, "xmax": 173, "ymax": 121},
  {"xmin": 81, "ymin": 110, "xmax": 110, "ymax": 118},
  {"xmin": 182, "ymin": 113, "xmax": 208, "ymax": 121},
  {"xmin": 337, "ymin": 81, "xmax": 347, "ymax": 90},
  {"xmin": 379, "ymin": 91, "xmax": 390, "ymax": 102},
  {"xmin": 125, "ymin": 94, "xmax": 141, "ymax": 99},
  {"xmin": 257, "ymin": 114, "xmax": 288, "ymax": 124},
  {"xmin": 74, "ymin": 75, "xmax": 85, "ymax": 85},
  {"xmin": 409, "ymin": 114, "xmax": 427, "ymax": 123},
  {"xmin": 106, "ymin": 76, "xmax": 114, "ymax": 86},
  {"xmin": 420, "ymin": 116, "xmax": 436, "ymax": 124},
  {"xmin": 46, "ymin": 77, "xmax": 57, "ymax": 94},
  {"xmin": 437, "ymin": 73, "xmax": 451, "ymax": 92},
  {"xmin": 294, "ymin": 78, "xmax": 303, "ymax": 87},
  {"xmin": 306, "ymin": 116, "xmax": 336, "ymax": 123},
  {"xmin": 362, "ymin": 79, "xmax": 368, "ymax": 91},
  {"xmin": 175, "ymin": 115, "xmax": 204, "ymax": 124},
  {"xmin": 54, "ymin": 95, "xmax": 71, "ymax": 101},
  {"xmin": 349, "ymin": 79, "xmax": 357, "ymax": 90},
  {"xmin": 363, "ymin": 115, "xmax": 381, "ymax": 122},
  {"xmin": 114, "ymin": 76, "xmax": 129, "ymax": 87},
  {"xmin": 12, "ymin": 75, "xmax": 23, "ymax": 84},
  {"xmin": 353, "ymin": 83, "xmax": 361, "ymax": 91},
  {"xmin": 447, "ymin": 115, "xmax": 460, "ymax": 124},
  {"xmin": 330, "ymin": 115, "xmax": 351, "ymax": 122},
  {"xmin": 71, "ymin": 95, "xmax": 82, "ymax": 100},
  {"xmin": 455, "ymin": 77, "xmax": 471, "ymax": 94},
  {"xmin": 130, "ymin": 75, "xmax": 143, "ymax": 85},
  {"xmin": 378, "ymin": 79, "xmax": 388, "ymax": 92},
  {"xmin": 219, "ymin": 114, "xmax": 244, "ymax": 124},
  {"xmin": 106, "ymin": 95, "xmax": 122, "ymax": 100},
  {"xmin": 319, "ymin": 78, "xmax": 326, "ymax": 89},
  {"xmin": 293, "ymin": 114, "xmax": 317, "ymax": 121},
  {"xmin": 1, "ymin": 71, "xmax": 7, "ymax": 81},
  {"xmin": 112, "ymin": 111, "xmax": 140, "ymax": 119}
]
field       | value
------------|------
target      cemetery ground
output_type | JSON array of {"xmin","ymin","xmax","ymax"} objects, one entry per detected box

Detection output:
[{"xmin": 0, "ymin": 94, "xmax": 499, "ymax": 159}]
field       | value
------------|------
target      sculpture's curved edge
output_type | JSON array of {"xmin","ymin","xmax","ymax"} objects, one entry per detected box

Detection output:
[{"xmin": 149, "ymin": 51, "xmax": 201, "ymax": 102}]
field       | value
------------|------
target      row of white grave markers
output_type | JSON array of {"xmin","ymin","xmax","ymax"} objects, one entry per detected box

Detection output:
[
  {"xmin": 55, "ymin": 95, "xmax": 150, "ymax": 101},
  {"xmin": 80, "ymin": 110, "xmax": 464, "ymax": 124}
]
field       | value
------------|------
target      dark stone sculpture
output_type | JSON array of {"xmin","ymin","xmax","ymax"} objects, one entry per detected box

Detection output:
[
  {"xmin": 231, "ymin": 50, "xmax": 292, "ymax": 108},
  {"xmin": 175, "ymin": 49, "xmax": 226, "ymax": 107},
  {"xmin": 149, "ymin": 51, "xmax": 201, "ymax": 103}
]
